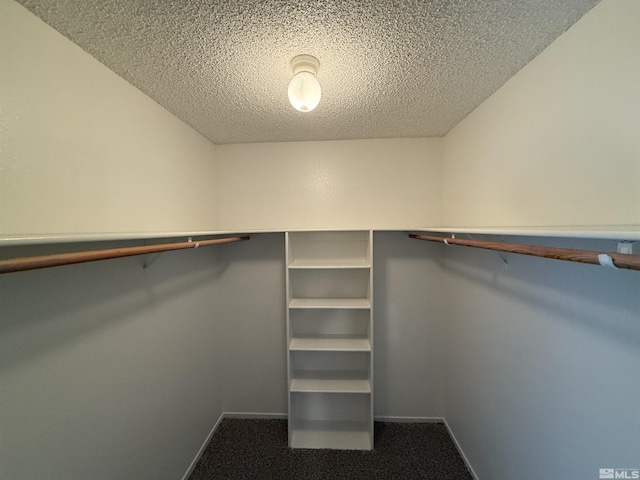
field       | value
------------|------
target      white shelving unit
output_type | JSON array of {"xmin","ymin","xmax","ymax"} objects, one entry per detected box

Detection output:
[{"xmin": 286, "ymin": 231, "xmax": 374, "ymax": 450}]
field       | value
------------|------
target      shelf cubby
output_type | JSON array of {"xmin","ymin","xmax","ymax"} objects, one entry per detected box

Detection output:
[
  {"xmin": 289, "ymin": 268, "xmax": 370, "ymax": 300},
  {"xmin": 290, "ymin": 351, "xmax": 371, "ymax": 393},
  {"xmin": 290, "ymin": 392, "xmax": 372, "ymax": 450},
  {"xmin": 290, "ymin": 420, "xmax": 372, "ymax": 450},
  {"xmin": 287, "ymin": 231, "xmax": 370, "ymax": 267}
]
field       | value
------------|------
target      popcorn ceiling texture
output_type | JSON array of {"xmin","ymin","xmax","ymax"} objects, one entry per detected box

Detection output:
[{"xmin": 17, "ymin": 0, "xmax": 599, "ymax": 144}]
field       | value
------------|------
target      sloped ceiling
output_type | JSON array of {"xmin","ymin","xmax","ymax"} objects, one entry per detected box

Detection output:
[{"xmin": 17, "ymin": 0, "xmax": 599, "ymax": 144}]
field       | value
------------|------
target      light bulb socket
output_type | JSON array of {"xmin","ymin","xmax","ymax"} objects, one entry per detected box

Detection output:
[{"xmin": 290, "ymin": 54, "xmax": 319, "ymax": 76}]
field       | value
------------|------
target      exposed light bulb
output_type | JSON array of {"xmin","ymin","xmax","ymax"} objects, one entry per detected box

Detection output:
[
  {"xmin": 288, "ymin": 72, "xmax": 321, "ymax": 112},
  {"xmin": 288, "ymin": 55, "xmax": 321, "ymax": 112}
]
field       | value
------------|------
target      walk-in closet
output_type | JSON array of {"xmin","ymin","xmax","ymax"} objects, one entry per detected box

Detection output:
[{"xmin": 1, "ymin": 1, "xmax": 638, "ymax": 479}]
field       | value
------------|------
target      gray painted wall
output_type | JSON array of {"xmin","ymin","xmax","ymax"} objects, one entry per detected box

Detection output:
[
  {"xmin": 0, "ymin": 240, "xmax": 229, "ymax": 480},
  {"xmin": 213, "ymin": 233, "xmax": 288, "ymax": 414},
  {"xmin": 373, "ymin": 232, "xmax": 444, "ymax": 418},
  {"xmin": 441, "ymin": 237, "xmax": 640, "ymax": 480}
]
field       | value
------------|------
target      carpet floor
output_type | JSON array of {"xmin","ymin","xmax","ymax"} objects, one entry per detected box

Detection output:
[{"xmin": 188, "ymin": 419, "xmax": 473, "ymax": 479}]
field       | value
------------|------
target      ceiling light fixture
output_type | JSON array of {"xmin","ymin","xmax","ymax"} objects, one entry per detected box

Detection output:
[{"xmin": 288, "ymin": 55, "xmax": 321, "ymax": 112}]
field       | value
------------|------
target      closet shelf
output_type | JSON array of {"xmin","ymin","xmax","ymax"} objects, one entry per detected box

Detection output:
[
  {"xmin": 289, "ymin": 298, "xmax": 371, "ymax": 309},
  {"xmin": 7, "ymin": 226, "xmax": 636, "ymax": 247},
  {"xmin": 290, "ymin": 336, "xmax": 371, "ymax": 352},
  {"xmin": 290, "ymin": 421, "xmax": 372, "ymax": 450},
  {"xmin": 414, "ymin": 226, "xmax": 640, "ymax": 241},
  {"xmin": 290, "ymin": 371, "xmax": 371, "ymax": 393},
  {"xmin": 288, "ymin": 260, "xmax": 371, "ymax": 269}
]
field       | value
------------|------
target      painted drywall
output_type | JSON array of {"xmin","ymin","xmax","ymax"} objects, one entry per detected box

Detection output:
[
  {"xmin": 211, "ymin": 233, "xmax": 288, "ymax": 414},
  {"xmin": 215, "ymin": 138, "xmax": 442, "ymax": 231},
  {"xmin": 0, "ymin": 241, "xmax": 233, "ymax": 480},
  {"xmin": 0, "ymin": 1, "xmax": 218, "ymax": 238},
  {"xmin": 373, "ymin": 232, "xmax": 444, "ymax": 418},
  {"xmin": 441, "ymin": 237, "xmax": 640, "ymax": 480},
  {"xmin": 442, "ymin": 0, "xmax": 640, "ymax": 228}
]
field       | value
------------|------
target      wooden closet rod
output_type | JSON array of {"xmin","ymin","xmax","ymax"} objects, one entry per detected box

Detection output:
[
  {"xmin": 0, "ymin": 236, "xmax": 250, "ymax": 274},
  {"xmin": 409, "ymin": 234, "xmax": 640, "ymax": 272}
]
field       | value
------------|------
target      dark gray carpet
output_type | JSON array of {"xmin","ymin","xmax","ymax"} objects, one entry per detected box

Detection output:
[{"xmin": 188, "ymin": 419, "xmax": 473, "ymax": 479}]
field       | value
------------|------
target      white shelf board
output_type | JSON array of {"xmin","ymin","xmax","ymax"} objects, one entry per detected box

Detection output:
[
  {"xmin": 288, "ymin": 260, "xmax": 370, "ymax": 269},
  {"xmin": 290, "ymin": 371, "xmax": 371, "ymax": 393},
  {"xmin": 290, "ymin": 336, "xmax": 371, "ymax": 352},
  {"xmin": 290, "ymin": 421, "xmax": 371, "ymax": 450},
  {"xmin": 414, "ymin": 226, "xmax": 640, "ymax": 241},
  {"xmin": 289, "ymin": 298, "xmax": 371, "ymax": 309},
  {"xmin": 4, "ymin": 226, "xmax": 638, "ymax": 246}
]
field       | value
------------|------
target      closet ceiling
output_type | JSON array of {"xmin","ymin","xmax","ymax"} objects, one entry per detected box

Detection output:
[{"xmin": 18, "ymin": 0, "xmax": 599, "ymax": 144}]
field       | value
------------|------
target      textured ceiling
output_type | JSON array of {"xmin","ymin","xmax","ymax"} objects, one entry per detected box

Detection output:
[{"xmin": 18, "ymin": 0, "xmax": 599, "ymax": 144}]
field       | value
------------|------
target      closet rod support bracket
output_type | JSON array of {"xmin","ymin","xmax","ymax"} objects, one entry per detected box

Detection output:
[
  {"xmin": 617, "ymin": 241, "xmax": 634, "ymax": 255},
  {"xmin": 143, "ymin": 252, "xmax": 163, "ymax": 270}
]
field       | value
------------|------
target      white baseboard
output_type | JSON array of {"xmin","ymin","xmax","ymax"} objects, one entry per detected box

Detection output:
[
  {"xmin": 182, "ymin": 413, "xmax": 478, "ymax": 480},
  {"xmin": 180, "ymin": 412, "xmax": 225, "ymax": 480},
  {"xmin": 376, "ymin": 414, "xmax": 478, "ymax": 479},
  {"xmin": 181, "ymin": 412, "xmax": 288, "ymax": 480},
  {"xmin": 374, "ymin": 415, "xmax": 444, "ymax": 423},
  {"xmin": 443, "ymin": 418, "xmax": 480, "ymax": 480},
  {"xmin": 223, "ymin": 412, "xmax": 287, "ymax": 419}
]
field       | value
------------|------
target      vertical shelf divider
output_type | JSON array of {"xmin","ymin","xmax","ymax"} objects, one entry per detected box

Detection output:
[{"xmin": 285, "ymin": 232, "xmax": 292, "ymax": 446}]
